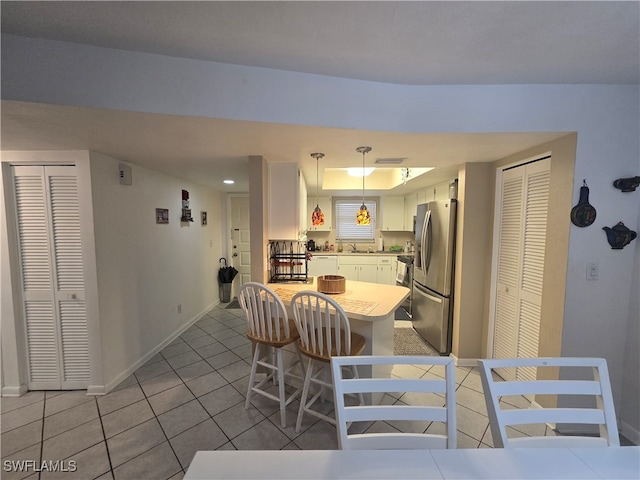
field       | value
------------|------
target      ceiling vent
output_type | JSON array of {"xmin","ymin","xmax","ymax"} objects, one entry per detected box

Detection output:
[{"xmin": 375, "ymin": 158, "xmax": 406, "ymax": 165}]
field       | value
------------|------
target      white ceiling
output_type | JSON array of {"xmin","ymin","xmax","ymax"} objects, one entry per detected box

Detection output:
[{"xmin": 1, "ymin": 1, "xmax": 638, "ymax": 193}]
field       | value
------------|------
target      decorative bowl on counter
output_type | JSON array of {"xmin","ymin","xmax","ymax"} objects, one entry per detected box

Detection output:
[{"xmin": 317, "ymin": 275, "xmax": 346, "ymax": 294}]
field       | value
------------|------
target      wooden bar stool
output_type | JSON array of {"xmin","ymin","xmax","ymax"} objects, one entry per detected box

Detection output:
[
  {"xmin": 290, "ymin": 290, "xmax": 366, "ymax": 433},
  {"xmin": 239, "ymin": 282, "xmax": 305, "ymax": 428}
]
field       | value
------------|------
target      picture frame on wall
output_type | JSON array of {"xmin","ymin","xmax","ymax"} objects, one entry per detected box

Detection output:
[
  {"xmin": 156, "ymin": 208, "xmax": 169, "ymax": 224},
  {"xmin": 201, "ymin": 211, "xmax": 208, "ymax": 226}
]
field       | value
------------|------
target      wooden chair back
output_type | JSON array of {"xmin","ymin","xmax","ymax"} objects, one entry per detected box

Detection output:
[
  {"xmin": 478, "ymin": 357, "xmax": 619, "ymax": 448},
  {"xmin": 238, "ymin": 282, "xmax": 292, "ymax": 343},
  {"xmin": 331, "ymin": 355, "xmax": 457, "ymax": 450},
  {"xmin": 290, "ymin": 291, "xmax": 360, "ymax": 360}
]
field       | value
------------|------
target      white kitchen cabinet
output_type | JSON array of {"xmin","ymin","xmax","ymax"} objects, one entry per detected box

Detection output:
[
  {"xmin": 307, "ymin": 254, "xmax": 338, "ymax": 277},
  {"xmin": 377, "ymin": 256, "xmax": 398, "ymax": 285},
  {"xmin": 381, "ymin": 196, "xmax": 405, "ymax": 231},
  {"xmin": 404, "ymin": 192, "xmax": 417, "ymax": 233},
  {"xmin": 306, "ymin": 196, "xmax": 332, "ymax": 231},
  {"xmin": 338, "ymin": 255, "xmax": 380, "ymax": 283},
  {"xmin": 299, "ymin": 172, "xmax": 307, "ymax": 234},
  {"xmin": 268, "ymin": 163, "xmax": 307, "ymax": 240}
]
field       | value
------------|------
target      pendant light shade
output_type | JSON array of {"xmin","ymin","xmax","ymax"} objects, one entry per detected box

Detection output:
[
  {"xmin": 356, "ymin": 146, "xmax": 372, "ymax": 225},
  {"xmin": 310, "ymin": 153, "xmax": 325, "ymax": 226}
]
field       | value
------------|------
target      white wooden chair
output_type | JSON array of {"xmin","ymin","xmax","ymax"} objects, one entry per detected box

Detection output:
[
  {"xmin": 290, "ymin": 291, "xmax": 366, "ymax": 433},
  {"xmin": 331, "ymin": 355, "xmax": 457, "ymax": 450},
  {"xmin": 238, "ymin": 282, "xmax": 305, "ymax": 428},
  {"xmin": 478, "ymin": 357, "xmax": 620, "ymax": 447}
]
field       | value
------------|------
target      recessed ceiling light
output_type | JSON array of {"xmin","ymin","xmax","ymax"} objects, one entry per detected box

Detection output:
[
  {"xmin": 223, "ymin": 179, "xmax": 235, "ymax": 184},
  {"xmin": 347, "ymin": 167, "xmax": 375, "ymax": 177}
]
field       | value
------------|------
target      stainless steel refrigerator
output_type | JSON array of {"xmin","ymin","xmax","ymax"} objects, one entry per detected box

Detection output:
[{"xmin": 412, "ymin": 200, "xmax": 457, "ymax": 354}]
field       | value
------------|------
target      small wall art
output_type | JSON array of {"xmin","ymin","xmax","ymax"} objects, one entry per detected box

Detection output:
[
  {"xmin": 156, "ymin": 208, "xmax": 169, "ymax": 224},
  {"xmin": 201, "ymin": 211, "xmax": 208, "ymax": 226},
  {"xmin": 181, "ymin": 189, "xmax": 194, "ymax": 222}
]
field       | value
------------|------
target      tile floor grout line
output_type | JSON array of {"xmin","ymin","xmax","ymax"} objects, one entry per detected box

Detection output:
[
  {"xmin": 127, "ymin": 365, "xmax": 187, "ymax": 478},
  {"xmin": 94, "ymin": 392, "xmax": 117, "ymax": 478}
]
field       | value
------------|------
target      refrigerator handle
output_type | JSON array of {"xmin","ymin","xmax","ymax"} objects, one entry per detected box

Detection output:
[
  {"xmin": 413, "ymin": 281, "xmax": 443, "ymax": 303},
  {"xmin": 421, "ymin": 210, "xmax": 432, "ymax": 276}
]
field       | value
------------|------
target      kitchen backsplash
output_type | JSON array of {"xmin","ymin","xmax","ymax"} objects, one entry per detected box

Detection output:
[{"xmin": 306, "ymin": 230, "xmax": 414, "ymax": 252}]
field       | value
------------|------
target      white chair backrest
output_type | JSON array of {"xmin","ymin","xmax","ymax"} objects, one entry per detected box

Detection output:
[
  {"xmin": 290, "ymin": 291, "xmax": 353, "ymax": 357},
  {"xmin": 238, "ymin": 282, "xmax": 290, "ymax": 342},
  {"xmin": 478, "ymin": 357, "xmax": 619, "ymax": 448},
  {"xmin": 331, "ymin": 355, "xmax": 457, "ymax": 450}
]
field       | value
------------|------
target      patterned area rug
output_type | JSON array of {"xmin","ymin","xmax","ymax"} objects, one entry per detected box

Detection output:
[{"xmin": 394, "ymin": 327, "xmax": 439, "ymax": 356}]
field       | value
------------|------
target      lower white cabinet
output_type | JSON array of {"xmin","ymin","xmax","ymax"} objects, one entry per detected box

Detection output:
[
  {"xmin": 307, "ymin": 255, "xmax": 338, "ymax": 277},
  {"xmin": 338, "ymin": 255, "xmax": 377, "ymax": 282},
  {"xmin": 377, "ymin": 256, "xmax": 398, "ymax": 285}
]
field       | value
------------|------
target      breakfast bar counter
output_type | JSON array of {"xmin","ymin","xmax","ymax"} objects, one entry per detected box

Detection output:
[{"xmin": 268, "ymin": 277, "xmax": 410, "ymax": 362}]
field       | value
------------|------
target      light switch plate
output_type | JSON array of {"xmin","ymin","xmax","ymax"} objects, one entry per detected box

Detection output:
[{"xmin": 586, "ymin": 262, "xmax": 599, "ymax": 280}]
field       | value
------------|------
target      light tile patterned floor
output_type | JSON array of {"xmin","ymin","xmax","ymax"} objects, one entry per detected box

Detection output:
[{"xmin": 1, "ymin": 304, "xmax": 624, "ymax": 480}]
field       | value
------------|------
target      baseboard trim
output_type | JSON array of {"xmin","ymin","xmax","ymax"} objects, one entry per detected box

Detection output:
[
  {"xmin": 449, "ymin": 354, "xmax": 478, "ymax": 368},
  {"xmin": 1, "ymin": 384, "xmax": 28, "ymax": 397},
  {"xmin": 87, "ymin": 385, "xmax": 106, "ymax": 395},
  {"xmin": 101, "ymin": 301, "xmax": 219, "ymax": 394}
]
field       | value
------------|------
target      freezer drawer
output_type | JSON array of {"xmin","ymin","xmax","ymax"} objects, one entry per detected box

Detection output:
[{"xmin": 412, "ymin": 281, "xmax": 452, "ymax": 355}]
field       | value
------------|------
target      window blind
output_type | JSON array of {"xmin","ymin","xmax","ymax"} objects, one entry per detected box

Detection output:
[{"xmin": 335, "ymin": 199, "xmax": 377, "ymax": 241}]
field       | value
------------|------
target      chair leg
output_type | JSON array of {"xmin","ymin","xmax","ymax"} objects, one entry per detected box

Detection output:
[
  {"xmin": 276, "ymin": 347, "xmax": 286, "ymax": 428},
  {"xmin": 296, "ymin": 358, "xmax": 315, "ymax": 433},
  {"xmin": 295, "ymin": 347, "xmax": 306, "ymax": 380},
  {"xmin": 270, "ymin": 347, "xmax": 278, "ymax": 386},
  {"xmin": 245, "ymin": 342, "xmax": 261, "ymax": 409}
]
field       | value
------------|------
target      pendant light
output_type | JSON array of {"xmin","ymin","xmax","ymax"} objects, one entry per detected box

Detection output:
[
  {"xmin": 310, "ymin": 152, "xmax": 325, "ymax": 226},
  {"xmin": 356, "ymin": 146, "xmax": 372, "ymax": 225}
]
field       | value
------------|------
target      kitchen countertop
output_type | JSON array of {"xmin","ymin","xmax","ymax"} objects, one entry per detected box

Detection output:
[
  {"xmin": 308, "ymin": 251, "xmax": 411, "ymax": 256},
  {"xmin": 267, "ymin": 276, "xmax": 409, "ymax": 322}
]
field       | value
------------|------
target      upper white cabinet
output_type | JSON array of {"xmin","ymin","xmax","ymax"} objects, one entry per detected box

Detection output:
[
  {"xmin": 381, "ymin": 196, "xmax": 406, "ymax": 231},
  {"xmin": 306, "ymin": 196, "xmax": 332, "ymax": 231},
  {"xmin": 268, "ymin": 163, "xmax": 307, "ymax": 240},
  {"xmin": 404, "ymin": 192, "xmax": 418, "ymax": 232}
]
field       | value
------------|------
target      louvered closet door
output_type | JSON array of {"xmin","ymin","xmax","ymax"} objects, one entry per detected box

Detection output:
[
  {"xmin": 12, "ymin": 165, "xmax": 89, "ymax": 390},
  {"xmin": 493, "ymin": 158, "xmax": 550, "ymax": 381}
]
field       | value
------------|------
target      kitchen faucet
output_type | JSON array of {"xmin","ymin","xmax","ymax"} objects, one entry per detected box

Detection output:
[{"xmin": 348, "ymin": 243, "xmax": 357, "ymax": 251}]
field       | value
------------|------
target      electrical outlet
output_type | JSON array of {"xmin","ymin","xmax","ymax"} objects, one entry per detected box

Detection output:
[
  {"xmin": 586, "ymin": 263, "xmax": 599, "ymax": 281},
  {"xmin": 177, "ymin": 304, "xmax": 182, "ymax": 314}
]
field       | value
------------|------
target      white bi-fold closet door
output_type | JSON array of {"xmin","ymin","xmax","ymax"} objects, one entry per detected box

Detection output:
[
  {"xmin": 492, "ymin": 157, "xmax": 551, "ymax": 382},
  {"xmin": 11, "ymin": 165, "xmax": 90, "ymax": 390}
]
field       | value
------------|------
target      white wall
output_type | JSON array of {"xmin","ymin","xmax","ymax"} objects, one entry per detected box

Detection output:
[
  {"xmin": 0, "ymin": 150, "xmax": 225, "ymax": 393},
  {"xmin": 89, "ymin": 153, "xmax": 225, "ymax": 390},
  {"xmin": 2, "ymin": 34, "xmax": 638, "ymax": 434}
]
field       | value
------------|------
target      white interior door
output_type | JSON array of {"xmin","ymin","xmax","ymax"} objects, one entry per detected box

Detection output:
[
  {"xmin": 230, "ymin": 196, "xmax": 251, "ymax": 287},
  {"xmin": 12, "ymin": 165, "xmax": 89, "ymax": 390},
  {"xmin": 492, "ymin": 158, "xmax": 550, "ymax": 381}
]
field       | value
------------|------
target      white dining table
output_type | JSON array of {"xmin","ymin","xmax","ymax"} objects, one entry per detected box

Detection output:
[{"xmin": 183, "ymin": 446, "xmax": 639, "ymax": 480}]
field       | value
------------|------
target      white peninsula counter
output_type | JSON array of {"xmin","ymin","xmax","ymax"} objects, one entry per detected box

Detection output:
[{"xmin": 268, "ymin": 277, "xmax": 410, "ymax": 359}]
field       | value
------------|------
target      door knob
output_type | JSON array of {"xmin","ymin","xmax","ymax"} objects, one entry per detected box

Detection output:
[{"xmin": 233, "ymin": 253, "xmax": 238, "ymax": 257}]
